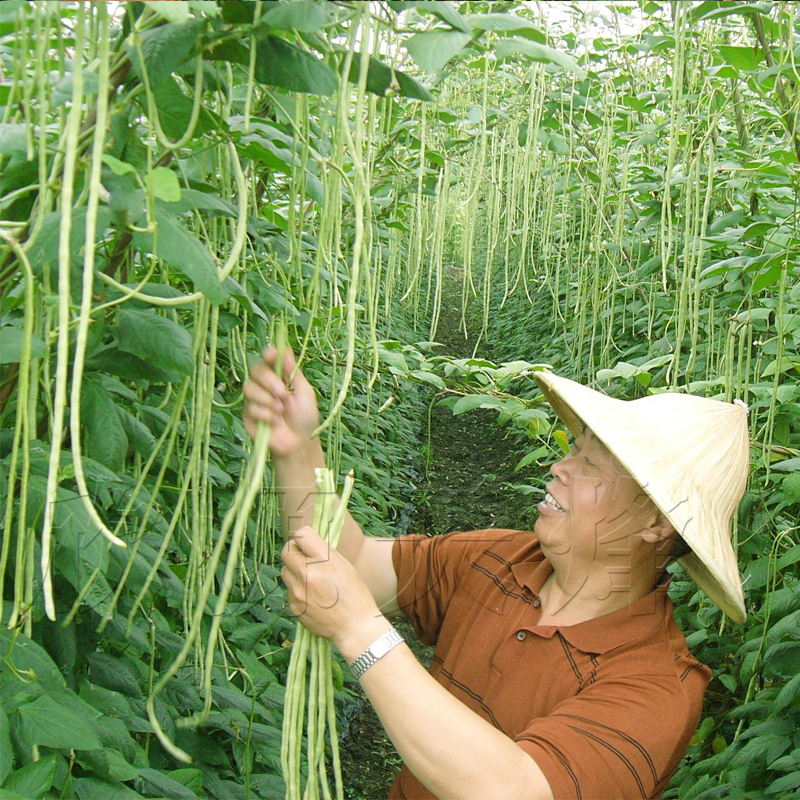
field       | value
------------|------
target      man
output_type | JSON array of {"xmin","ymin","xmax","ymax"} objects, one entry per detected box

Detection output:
[{"xmin": 243, "ymin": 346, "xmax": 750, "ymax": 800}]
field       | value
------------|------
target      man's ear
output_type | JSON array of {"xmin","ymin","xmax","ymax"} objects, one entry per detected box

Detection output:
[{"xmin": 640, "ymin": 512, "xmax": 677, "ymax": 547}]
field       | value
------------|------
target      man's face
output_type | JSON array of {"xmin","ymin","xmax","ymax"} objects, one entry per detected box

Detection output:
[{"xmin": 534, "ymin": 429, "xmax": 656, "ymax": 564}]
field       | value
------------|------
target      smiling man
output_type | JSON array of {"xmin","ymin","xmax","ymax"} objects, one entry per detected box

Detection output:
[{"xmin": 244, "ymin": 352, "xmax": 750, "ymax": 800}]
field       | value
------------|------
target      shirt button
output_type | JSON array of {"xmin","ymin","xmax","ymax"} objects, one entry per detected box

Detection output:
[
  {"xmin": 533, "ymin": 598, "xmax": 541, "ymax": 608},
  {"xmin": 516, "ymin": 631, "xmax": 527, "ymax": 641}
]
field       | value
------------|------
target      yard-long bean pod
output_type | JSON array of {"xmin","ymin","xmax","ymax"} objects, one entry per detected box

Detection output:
[
  {"xmin": 145, "ymin": 329, "xmax": 287, "ymax": 761},
  {"xmin": 281, "ymin": 467, "xmax": 354, "ymax": 800},
  {"xmin": 40, "ymin": 4, "xmax": 86, "ymax": 620},
  {"xmin": 312, "ymin": 8, "xmax": 371, "ymax": 438},
  {"xmin": 68, "ymin": 5, "xmax": 127, "ymax": 551},
  {"xmin": 0, "ymin": 233, "xmax": 36, "ymax": 630}
]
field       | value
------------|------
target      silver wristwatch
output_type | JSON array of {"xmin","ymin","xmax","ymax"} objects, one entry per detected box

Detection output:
[{"xmin": 349, "ymin": 627, "xmax": 404, "ymax": 679}]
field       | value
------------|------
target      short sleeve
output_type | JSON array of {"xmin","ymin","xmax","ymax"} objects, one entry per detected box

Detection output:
[
  {"xmin": 391, "ymin": 531, "xmax": 492, "ymax": 646},
  {"xmin": 514, "ymin": 659, "xmax": 710, "ymax": 800}
]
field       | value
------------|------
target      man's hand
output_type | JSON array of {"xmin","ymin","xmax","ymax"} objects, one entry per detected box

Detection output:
[
  {"xmin": 280, "ymin": 526, "xmax": 389, "ymax": 652},
  {"xmin": 243, "ymin": 346, "xmax": 319, "ymax": 459}
]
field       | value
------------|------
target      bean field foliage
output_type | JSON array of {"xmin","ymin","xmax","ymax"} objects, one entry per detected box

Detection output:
[{"xmin": 0, "ymin": 1, "xmax": 798, "ymax": 799}]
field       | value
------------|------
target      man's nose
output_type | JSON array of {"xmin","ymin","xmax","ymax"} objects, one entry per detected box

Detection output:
[{"xmin": 550, "ymin": 455, "xmax": 573, "ymax": 483}]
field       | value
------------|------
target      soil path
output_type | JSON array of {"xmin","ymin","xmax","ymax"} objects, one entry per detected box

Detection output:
[{"xmin": 339, "ymin": 272, "xmax": 536, "ymax": 799}]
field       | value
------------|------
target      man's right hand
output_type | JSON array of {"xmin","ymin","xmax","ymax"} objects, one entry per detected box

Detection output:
[{"xmin": 243, "ymin": 345, "xmax": 320, "ymax": 459}]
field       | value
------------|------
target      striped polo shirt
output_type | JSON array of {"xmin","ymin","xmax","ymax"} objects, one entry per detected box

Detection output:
[{"xmin": 388, "ymin": 529, "xmax": 711, "ymax": 800}]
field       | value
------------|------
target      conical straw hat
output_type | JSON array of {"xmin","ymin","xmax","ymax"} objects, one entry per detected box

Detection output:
[{"xmin": 534, "ymin": 370, "xmax": 750, "ymax": 624}]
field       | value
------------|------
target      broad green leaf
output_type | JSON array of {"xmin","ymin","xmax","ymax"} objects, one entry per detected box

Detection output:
[
  {"xmin": 85, "ymin": 652, "xmax": 143, "ymax": 699},
  {"xmin": 25, "ymin": 207, "xmax": 111, "ymax": 268},
  {"xmin": 347, "ymin": 53, "xmax": 434, "ymax": 102},
  {"xmin": 452, "ymin": 395, "xmax": 503, "ymax": 415},
  {"xmin": 261, "ymin": 1, "xmax": 335, "ymax": 31},
  {"xmin": 410, "ymin": 1, "xmax": 471, "ymax": 33},
  {"xmin": 132, "ymin": 209, "xmax": 226, "ymax": 304},
  {"xmin": 81, "ymin": 376, "xmax": 128, "ymax": 472},
  {"xmin": 0, "ymin": 631, "xmax": 66, "ymax": 688},
  {"xmin": 774, "ymin": 672, "xmax": 800, "ymax": 712},
  {"xmin": 51, "ymin": 72, "xmax": 100, "ymax": 107},
  {"xmin": 151, "ymin": 76, "xmax": 221, "ymax": 140},
  {"xmin": 782, "ymin": 473, "xmax": 800, "ymax": 504},
  {"xmin": 102, "ymin": 154, "xmax": 137, "ymax": 176},
  {"xmin": 495, "ymin": 38, "xmax": 587, "ymax": 80},
  {"xmin": 129, "ymin": 20, "xmax": 205, "ymax": 89},
  {"xmin": 410, "ymin": 370, "xmax": 445, "ymax": 389},
  {"xmin": 694, "ymin": 1, "xmax": 772, "ymax": 21},
  {"xmin": 0, "ymin": 327, "xmax": 45, "ymax": 364},
  {"xmin": 137, "ymin": 768, "xmax": 199, "ymax": 800},
  {"xmin": 159, "ymin": 188, "xmax": 237, "ymax": 216},
  {"xmin": 0, "ymin": 707, "xmax": 11, "ymax": 785},
  {"xmin": 1, "ymin": 756, "xmax": 56, "ymax": 799},
  {"xmin": 168, "ymin": 768, "xmax": 204, "ymax": 794},
  {"xmin": 553, "ymin": 429, "xmax": 571, "ymax": 454},
  {"xmin": 405, "ymin": 31, "xmax": 472, "ymax": 73},
  {"xmin": 255, "ymin": 36, "xmax": 337, "ymax": 95},
  {"xmin": 0, "ymin": 124, "xmax": 28, "ymax": 156},
  {"xmin": 717, "ymin": 45, "xmax": 764, "ymax": 72},
  {"xmin": 468, "ymin": 13, "xmax": 545, "ymax": 40},
  {"xmin": 77, "ymin": 749, "xmax": 139, "ymax": 783},
  {"xmin": 18, "ymin": 695, "xmax": 103, "ymax": 750},
  {"xmin": 116, "ymin": 309, "xmax": 195, "ymax": 377},
  {"xmin": 117, "ymin": 408, "xmax": 157, "ymax": 458},
  {"xmin": 145, "ymin": 0, "xmax": 191, "ymax": 24},
  {"xmin": 71, "ymin": 777, "xmax": 146, "ymax": 800},
  {"xmin": 150, "ymin": 167, "xmax": 181, "ymax": 202}
]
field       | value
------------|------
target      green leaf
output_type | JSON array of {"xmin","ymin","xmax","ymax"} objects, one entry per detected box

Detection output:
[
  {"xmin": 774, "ymin": 671, "xmax": 800, "ymax": 712},
  {"xmin": 81, "ymin": 376, "xmax": 128, "ymax": 472},
  {"xmin": 255, "ymin": 35, "xmax": 337, "ymax": 95},
  {"xmin": 71, "ymin": 777, "xmax": 146, "ymax": 800},
  {"xmin": 151, "ymin": 76, "xmax": 221, "ymax": 140},
  {"xmin": 18, "ymin": 695, "xmax": 103, "ymax": 750},
  {"xmin": 25, "ymin": 207, "xmax": 111, "ymax": 268},
  {"xmin": 782, "ymin": 473, "xmax": 800, "ymax": 505},
  {"xmin": 468, "ymin": 13, "xmax": 546, "ymax": 41},
  {"xmin": 102, "ymin": 154, "xmax": 137, "ymax": 176},
  {"xmin": 137, "ymin": 768, "xmax": 199, "ymax": 800},
  {"xmin": 129, "ymin": 20, "xmax": 204, "ymax": 89},
  {"xmin": 405, "ymin": 30, "xmax": 472, "ymax": 73},
  {"xmin": 1, "ymin": 756, "xmax": 56, "ymax": 800},
  {"xmin": 452, "ymin": 395, "xmax": 503, "ymax": 415},
  {"xmin": 409, "ymin": 1, "xmax": 471, "ymax": 33},
  {"xmin": 159, "ymin": 188, "xmax": 237, "ymax": 217},
  {"xmin": 168, "ymin": 768, "xmax": 204, "ymax": 794},
  {"xmin": 132, "ymin": 209, "xmax": 226, "ymax": 304},
  {"xmin": 0, "ymin": 124, "xmax": 28, "ymax": 156},
  {"xmin": 116, "ymin": 408, "xmax": 157, "ymax": 459},
  {"xmin": 150, "ymin": 167, "xmax": 181, "ymax": 202},
  {"xmin": 0, "ymin": 708, "xmax": 12, "ymax": 785},
  {"xmin": 0, "ymin": 327, "xmax": 45, "ymax": 364},
  {"xmin": 85, "ymin": 653, "xmax": 143, "ymax": 699},
  {"xmin": 495, "ymin": 38, "xmax": 587, "ymax": 80},
  {"xmin": 0, "ymin": 631, "xmax": 66, "ymax": 688},
  {"xmin": 410, "ymin": 370, "xmax": 445, "ymax": 389},
  {"xmin": 116, "ymin": 309, "xmax": 195, "ymax": 377},
  {"xmin": 348, "ymin": 53, "xmax": 434, "ymax": 102},
  {"xmin": 145, "ymin": 0, "xmax": 191, "ymax": 24},
  {"xmin": 77, "ymin": 749, "xmax": 139, "ymax": 783},
  {"xmin": 51, "ymin": 72, "xmax": 100, "ymax": 107},
  {"xmin": 261, "ymin": 0, "xmax": 335, "ymax": 31},
  {"xmin": 717, "ymin": 45, "xmax": 764, "ymax": 72}
]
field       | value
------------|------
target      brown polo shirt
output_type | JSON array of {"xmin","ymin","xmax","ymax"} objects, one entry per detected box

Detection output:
[{"xmin": 388, "ymin": 529, "xmax": 711, "ymax": 800}]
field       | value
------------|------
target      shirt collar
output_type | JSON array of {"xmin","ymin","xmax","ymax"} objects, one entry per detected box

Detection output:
[{"xmin": 510, "ymin": 553, "xmax": 673, "ymax": 655}]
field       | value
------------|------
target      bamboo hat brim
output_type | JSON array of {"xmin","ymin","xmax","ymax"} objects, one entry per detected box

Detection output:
[{"xmin": 534, "ymin": 370, "xmax": 750, "ymax": 624}]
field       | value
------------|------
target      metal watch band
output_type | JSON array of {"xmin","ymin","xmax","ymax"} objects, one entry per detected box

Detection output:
[{"xmin": 349, "ymin": 627, "xmax": 403, "ymax": 679}]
